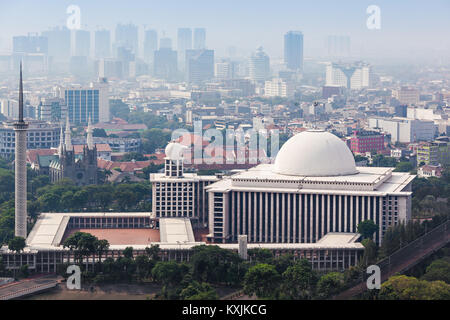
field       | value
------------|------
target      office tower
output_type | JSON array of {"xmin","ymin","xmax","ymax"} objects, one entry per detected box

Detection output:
[
  {"xmin": 154, "ymin": 48, "xmax": 178, "ymax": 80},
  {"xmin": 13, "ymin": 33, "xmax": 48, "ymax": 54},
  {"xmin": 186, "ymin": 49, "xmax": 214, "ymax": 84},
  {"xmin": 42, "ymin": 27, "xmax": 71, "ymax": 61},
  {"xmin": 38, "ymin": 98, "xmax": 66, "ymax": 123},
  {"xmin": 117, "ymin": 46, "xmax": 135, "ymax": 77},
  {"xmin": 144, "ymin": 29, "xmax": 158, "ymax": 64},
  {"xmin": 264, "ymin": 78, "xmax": 294, "ymax": 98},
  {"xmin": 327, "ymin": 35, "xmax": 351, "ymax": 58},
  {"xmin": 249, "ymin": 47, "xmax": 270, "ymax": 81},
  {"xmin": 177, "ymin": 28, "xmax": 192, "ymax": 68},
  {"xmin": 63, "ymin": 82, "xmax": 110, "ymax": 125},
  {"xmin": 160, "ymin": 37, "xmax": 172, "ymax": 49},
  {"xmin": 95, "ymin": 29, "xmax": 111, "ymax": 58},
  {"xmin": 393, "ymin": 87, "xmax": 420, "ymax": 106},
  {"xmin": 115, "ymin": 23, "xmax": 138, "ymax": 54},
  {"xmin": 284, "ymin": 31, "xmax": 303, "ymax": 71},
  {"xmin": 325, "ymin": 62, "xmax": 371, "ymax": 90},
  {"xmin": 14, "ymin": 64, "xmax": 28, "ymax": 238},
  {"xmin": 215, "ymin": 60, "xmax": 237, "ymax": 80},
  {"xmin": 97, "ymin": 58, "xmax": 123, "ymax": 79},
  {"xmin": 193, "ymin": 28, "xmax": 206, "ymax": 49},
  {"xmin": 70, "ymin": 56, "xmax": 88, "ymax": 77},
  {"xmin": 74, "ymin": 30, "xmax": 90, "ymax": 57}
]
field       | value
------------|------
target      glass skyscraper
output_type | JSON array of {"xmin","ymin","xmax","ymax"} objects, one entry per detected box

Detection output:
[{"xmin": 284, "ymin": 31, "xmax": 304, "ymax": 72}]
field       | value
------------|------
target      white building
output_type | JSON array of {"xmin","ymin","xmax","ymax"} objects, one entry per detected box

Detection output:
[
  {"xmin": 249, "ymin": 47, "xmax": 270, "ymax": 82},
  {"xmin": 264, "ymin": 78, "xmax": 294, "ymax": 98},
  {"xmin": 150, "ymin": 142, "xmax": 219, "ymax": 228},
  {"xmin": 325, "ymin": 62, "xmax": 371, "ymax": 90},
  {"xmin": 368, "ymin": 117, "xmax": 437, "ymax": 143},
  {"xmin": 206, "ymin": 130, "xmax": 414, "ymax": 244},
  {"xmin": 393, "ymin": 87, "xmax": 420, "ymax": 106}
]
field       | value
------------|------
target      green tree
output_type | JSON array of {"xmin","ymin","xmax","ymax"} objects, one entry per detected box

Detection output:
[
  {"xmin": 316, "ymin": 272, "xmax": 345, "ymax": 299},
  {"xmin": 361, "ymin": 238, "xmax": 378, "ymax": 266},
  {"xmin": 357, "ymin": 220, "xmax": 378, "ymax": 239},
  {"xmin": 243, "ymin": 263, "xmax": 281, "ymax": 299},
  {"xmin": 422, "ymin": 259, "xmax": 450, "ymax": 284},
  {"xmin": 190, "ymin": 245, "xmax": 243, "ymax": 285},
  {"xmin": 394, "ymin": 161, "xmax": 413, "ymax": 172},
  {"xmin": 281, "ymin": 259, "xmax": 318, "ymax": 299},
  {"xmin": 145, "ymin": 244, "xmax": 161, "ymax": 261},
  {"xmin": 93, "ymin": 128, "xmax": 108, "ymax": 137},
  {"xmin": 95, "ymin": 239, "xmax": 110, "ymax": 263},
  {"xmin": 379, "ymin": 275, "xmax": 450, "ymax": 300},
  {"xmin": 123, "ymin": 246, "xmax": 134, "ymax": 259},
  {"xmin": 152, "ymin": 261, "xmax": 187, "ymax": 286},
  {"xmin": 8, "ymin": 236, "xmax": 26, "ymax": 253},
  {"xmin": 180, "ymin": 281, "xmax": 218, "ymax": 300}
]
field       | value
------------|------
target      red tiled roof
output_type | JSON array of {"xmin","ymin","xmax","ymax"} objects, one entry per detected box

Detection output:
[
  {"xmin": 27, "ymin": 149, "xmax": 57, "ymax": 164},
  {"xmin": 73, "ymin": 144, "xmax": 112, "ymax": 153},
  {"xmin": 97, "ymin": 159, "xmax": 153, "ymax": 172}
]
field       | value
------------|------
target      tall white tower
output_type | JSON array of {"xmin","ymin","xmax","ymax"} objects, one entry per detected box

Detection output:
[
  {"xmin": 86, "ymin": 115, "xmax": 94, "ymax": 149},
  {"xmin": 14, "ymin": 63, "xmax": 29, "ymax": 238}
]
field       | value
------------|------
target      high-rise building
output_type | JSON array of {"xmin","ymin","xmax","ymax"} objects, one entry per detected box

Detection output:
[
  {"xmin": 264, "ymin": 78, "xmax": 294, "ymax": 98},
  {"xmin": 249, "ymin": 47, "xmax": 270, "ymax": 81},
  {"xmin": 97, "ymin": 58, "xmax": 123, "ymax": 79},
  {"xmin": 62, "ymin": 81, "xmax": 110, "ymax": 125},
  {"xmin": 214, "ymin": 60, "xmax": 237, "ymax": 80},
  {"xmin": 393, "ymin": 87, "xmax": 420, "ymax": 106},
  {"xmin": 42, "ymin": 27, "xmax": 71, "ymax": 61},
  {"xmin": 193, "ymin": 28, "xmax": 206, "ymax": 50},
  {"xmin": 38, "ymin": 98, "xmax": 66, "ymax": 123},
  {"xmin": 13, "ymin": 33, "xmax": 48, "ymax": 54},
  {"xmin": 284, "ymin": 31, "xmax": 303, "ymax": 71},
  {"xmin": 177, "ymin": 28, "xmax": 192, "ymax": 68},
  {"xmin": 159, "ymin": 37, "xmax": 172, "ymax": 49},
  {"xmin": 115, "ymin": 23, "xmax": 139, "ymax": 55},
  {"xmin": 154, "ymin": 48, "xmax": 178, "ymax": 80},
  {"xmin": 144, "ymin": 29, "xmax": 158, "ymax": 64},
  {"xmin": 325, "ymin": 62, "xmax": 371, "ymax": 90},
  {"xmin": 326, "ymin": 35, "xmax": 351, "ymax": 57},
  {"xmin": 186, "ymin": 49, "xmax": 214, "ymax": 84},
  {"xmin": 95, "ymin": 30, "xmax": 111, "ymax": 58},
  {"xmin": 74, "ymin": 30, "xmax": 90, "ymax": 57}
]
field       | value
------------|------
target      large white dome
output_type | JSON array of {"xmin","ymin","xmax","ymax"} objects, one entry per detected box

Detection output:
[
  {"xmin": 165, "ymin": 142, "xmax": 187, "ymax": 160},
  {"xmin": 273, "ymin": 130, "xmax": 358, "ymax": 177}
]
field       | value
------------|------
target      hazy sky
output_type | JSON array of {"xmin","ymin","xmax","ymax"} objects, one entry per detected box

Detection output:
[{"xmin": 0, "ymin": 0, "xmax": 449, "ymax": 63}]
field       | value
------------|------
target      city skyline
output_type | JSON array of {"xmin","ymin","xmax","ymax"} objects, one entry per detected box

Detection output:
[{"xmin": 0, "ymin": 0, "xmax": 449, "ymax": 63}]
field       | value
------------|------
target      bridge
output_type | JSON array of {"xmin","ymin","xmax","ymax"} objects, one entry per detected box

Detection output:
[
  {"xmin": 334, "ymin": 219, "xmax": 450, "ymax": 300},
  {"xmin": 0, "ymin": 274, "xmax": 59, "ymax": 300}
]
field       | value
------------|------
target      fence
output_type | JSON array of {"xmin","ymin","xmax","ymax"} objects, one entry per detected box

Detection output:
[{"xmin": 335, "ymin": 218, "xmax": 450, "ymax": 299}]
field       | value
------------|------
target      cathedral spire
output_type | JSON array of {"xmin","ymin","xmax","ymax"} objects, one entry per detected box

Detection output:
[
  {"xmin": 58, "ymin": 125, "xmax": 64, "ymax": 155},
  {"xmin": 65, "ymin": 116, "xmax": 73, "ymax": 150},
  {"xmin": 86, "ymin": 114, "xmax": 94, "ymax": 149}
]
